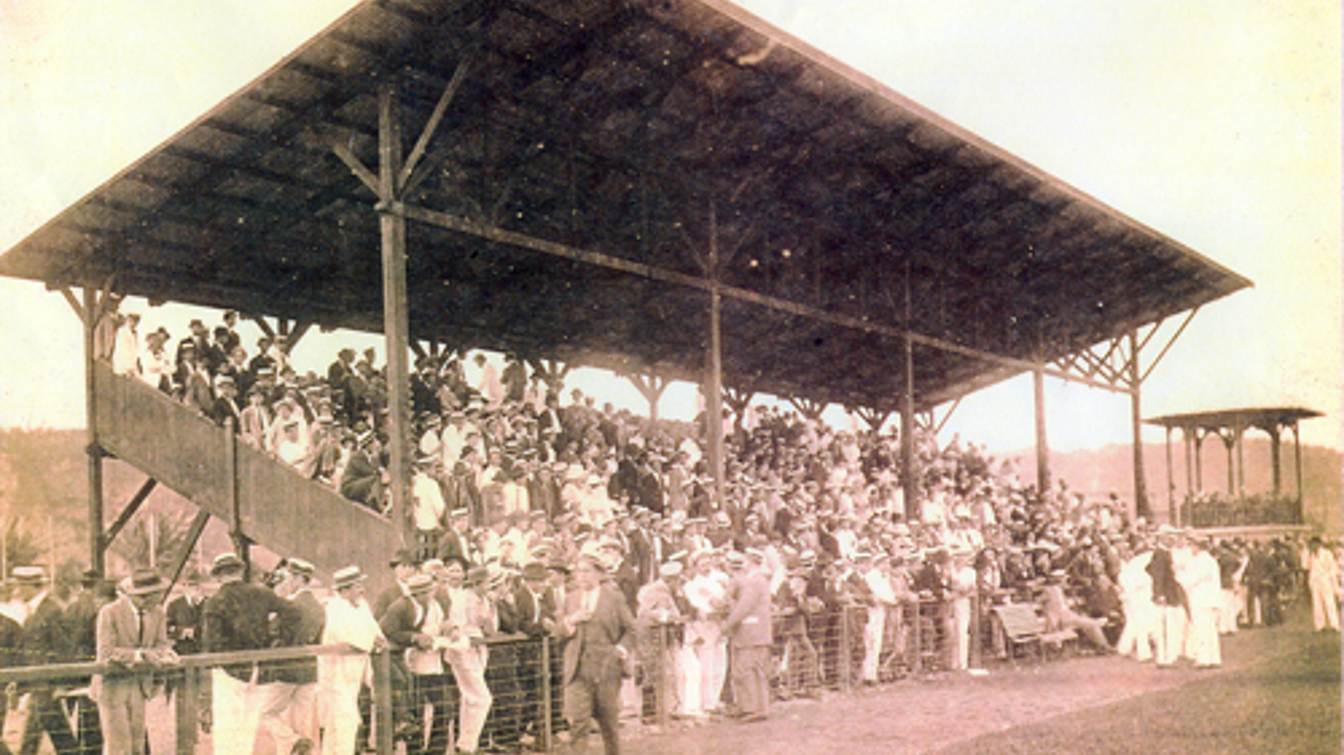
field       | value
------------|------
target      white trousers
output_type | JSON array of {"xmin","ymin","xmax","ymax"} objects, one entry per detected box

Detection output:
[
  {"xmin": 444, "ymin": 647, "xmax": 492, "ymax": 753},
  {"xmin": 212, "ymin": 669, "xmax": 264, "ymax": 755},
  {"xmin": 1217, "ymin": 589, "xmax": 1239, "ymax": 634},
  {"xmin": 258, "ymin": 681, "xmax": 318, "ymax": 753},
  {"xmin": 1154, "ymin": 606, "xmax": 1187, "ymax": 666},
  {"xmin": 1187, "ymin": 607, "xmax": 1221, "ymax": 666},
  {"xmin": 318, "ymin": 682, "xmax": 361, "ymax": 755},
  {"xmin": 677, "ymin": 642, "xmax": 703, "ymax": 716},
  {"xmin": 1116, "ymin": 599, "xmax": 1156, "ymax": 661},
  {"xmin": 1310, "ymin": 581, "xmax": 1340, "ymax": 630},
  {"xmin": 862, "ymin": 607, "xmax": 885, "ymax": 681},
  {"xmin": 950, "ymin": 599, "xmax": 971, "ymax": 671}
]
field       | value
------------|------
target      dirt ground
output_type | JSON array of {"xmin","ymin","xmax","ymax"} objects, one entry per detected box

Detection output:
[{"xmin": 616, "ymin": 605, "xmax": 1339, "ymax": 755}]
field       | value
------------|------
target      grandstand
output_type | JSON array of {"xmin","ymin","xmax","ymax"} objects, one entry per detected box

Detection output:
[{"xmin": 0, "ymin": 0, "xmax": 1250, "ymax": 590}]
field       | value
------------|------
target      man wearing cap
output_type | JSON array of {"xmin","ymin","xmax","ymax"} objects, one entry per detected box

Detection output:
[
  {"xmin": 319, "ymin": 566, "xmax": 385, "ymax": 755},
  {"xmin": 380, "ymin": 573, "xmax": 451, "ymax": 754},
  {"xmin": 259, "ymin": 559, "xmax": 325, "ymax": 754},
  {"xmin": 512, "ymin": 561, "xmax": 554, "ymax": 745},
  {"xmin": 679, "ymin": 550, "xmax": 728, "ymax": 718},
  {"xmin": 208, "ymin": 373, "xmax": 244, "ymax": 430},
  {"xmin": 441, "ymin": 566, "xmax": 495, "ymax": 755},
  {"xmin": 203, "ymin": 553, "xmax": 304, "ymax": 755},
  {"xmin": 636, "ymin": 561, "xmax": 686, "ymax": 718},
  {"xmin": 555, "ymin": 556, "xmax": 636, "ymax": 755},
  {"xmin": 94, "ymin": 568, "xmax": 178, "ymax": 755},
  {"xmin": 723, "ymin": 552, "xmax": 771, "ymax": 722},
  {"xmin": 1147, "ymin": 527, "xmax": 1187, "ymax": 667}
]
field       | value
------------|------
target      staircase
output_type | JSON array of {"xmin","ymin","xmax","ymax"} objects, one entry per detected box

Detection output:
[{"xmin": 92, "ymin": 362, "xmax": 399, "ymax": 589}]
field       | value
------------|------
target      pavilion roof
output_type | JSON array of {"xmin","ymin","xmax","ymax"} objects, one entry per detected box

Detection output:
[
  {"xmin": 1145, "ymin": 407, "xmax": 1322, "ymax": 432},
  {"xmin": 0, "ymin": 0, "xmax": 1250, "ymax": 411}
]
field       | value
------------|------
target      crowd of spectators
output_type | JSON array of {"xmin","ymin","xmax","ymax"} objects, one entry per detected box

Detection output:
[{"xmin": 5, "ymin": 302, "xmax": 1335, "ymax": 753}]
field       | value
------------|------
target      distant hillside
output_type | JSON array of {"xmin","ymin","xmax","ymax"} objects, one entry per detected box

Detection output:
[
  {"xmin": 1005, "ymin": 439, "xmax": 1341, "ymax": 531},
  {"xmin": 0, "ymin": 428, "xmax": 238, "ymax": 572},
  {"xmin": 2, "ymin": 429, "xmax": 1339, "ymax": 573}
]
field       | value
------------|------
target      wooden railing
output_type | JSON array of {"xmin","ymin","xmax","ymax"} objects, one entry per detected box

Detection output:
[{"xmin": 92, "ymin": 362, "xmax": 399, "ymax": 589}]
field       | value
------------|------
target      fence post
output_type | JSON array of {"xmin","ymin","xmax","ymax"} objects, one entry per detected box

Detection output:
[
  {"xmin": 372, "ymin": 648, "xmax": 393, "ymax": 755},
  {"xmin": 540, "ymin": 635, "xmax": 553, "ymax": 752},
  {"xmin": 912, "ymin": 600, "xmax": 923, "ymax": 674},
  {"xmin": 838, "ymin": 607, "xmax": 851, "ymax": 693},
  {"xmin": 174, "ymin": 666, "xmax": 198, "ymax": 754},
  {"xmin": 656, "ymin": 623, "xmax": 669, "ymax": 730},
  {"xmin": 970, "ymin": 589, "xmax": 982, "ymax": 670}
]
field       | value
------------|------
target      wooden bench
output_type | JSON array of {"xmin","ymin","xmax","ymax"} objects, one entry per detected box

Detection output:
[{"xmin": 991, "ymin": 603, "xmax": 1076, "ymax": 663}]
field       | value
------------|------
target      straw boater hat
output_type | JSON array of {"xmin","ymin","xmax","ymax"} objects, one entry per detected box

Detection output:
[
  {"xmin": 332, "ymin": 566, "xmax": 367, "ymax": 590},
  {"xmin": 287, "ymin": 558, "xmax": 315, "ymax": 580},
  {"xmin": 11, "ymin": 566, "xmax": 46, "ymax": 586},
  {"xmin": 407, "ymin": 574, "xmax": 436, "ymax": 596},
  {"xmin": 210, "ymin": 553, "xmax": 245, "ymax": 576}
]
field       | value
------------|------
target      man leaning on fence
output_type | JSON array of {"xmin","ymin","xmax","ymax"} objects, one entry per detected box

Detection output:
[
  {"xmin": 94, "ymin": 568, "xmax": 179, "ymax": 755},
  {"xmin": 723, "ymin": 550, "xmax": 772, "ymax": 722},
  {"xmin": 319, "ymin": 566, "xmax": 386, "ymax": 755},
  {"xmin": 259, "ymin": 558, "xmax": 325, "ymax": 754},
  {"xmin": 203, "ymin": 552, "xmax": 304, "ymax": 755}
]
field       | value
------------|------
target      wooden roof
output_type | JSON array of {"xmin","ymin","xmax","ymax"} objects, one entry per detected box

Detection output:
[
  {"xmin": 0, "ymin": 0, "xmax": 1251, "ymax": 411},
  {"xmin": 1145, "ymin": 407, "xmax": 1322, "ymax": 431}
]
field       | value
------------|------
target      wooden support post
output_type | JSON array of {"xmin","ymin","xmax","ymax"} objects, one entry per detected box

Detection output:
[
  {"xmin": 378, "ymin": 82, "xmax": 413, "ymax": 543},
  {"xmin": 1164, "ymin": 426, "xmax": 1174, "ymax": 525},
  {"xmin": 901, "ymin": 265, "xmax": 918, "ymax": 522},
  {"xmin": 82, "ymin": 286, "xmax": 106, "ymax": 577},
  {"xmin": 1194, "ymin": 430, "xmax": 1204, "ymax": 492},
  {"xmin": 1292, "ymin": 422, "xmax": 1304, "ymax": 520},
  {"xmin": 284, "ymin": 319, "xmax": 312, "ymax": 354},
  {"xmin": 1235, "ymin": 424, "xmax": 1246, "ymax": 496},
  {"xmin": 102, "ymin": 478, "xmax": 158, "ymax": 548},
  {"xmin": 1128, "ymin": 330, "xmax": 1150, "ymax": 520},
  {"xmin": 163, "ymin": 510, "xmax": 210, "ymax": 599},
  {"xmin": 1269, "ymin": 426, "xmax": 1282, "ymax": 495},
  {"xmin": 1033, "ymin": 364, "xmax": 1050, "ymax": 493},
  {"xmin": 1183, "ymin": 426, "xmax": 1194, "ymax": 499},
  {"xmin": 1221, "ymin": 431, "xmax": 1236, "ymax": 495},
  {"xmin": 704, "ymin": 201, "xmax": 726, "ymax": 510}
]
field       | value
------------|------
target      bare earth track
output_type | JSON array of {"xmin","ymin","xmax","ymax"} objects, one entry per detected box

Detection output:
[{"xmin": 621, "ymin": 605, "xmax": 1340, "ymax": 755}]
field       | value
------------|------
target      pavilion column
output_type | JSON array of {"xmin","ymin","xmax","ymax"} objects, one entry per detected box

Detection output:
[
  {"xmin": 1128, "ymin": 330, "xmax": 1150, "ymax": 520},
  {"xmin": 1222, "ymin": 431, "xmax": 1235, "ymax": 495},
  {"xmin": 1194, "ymin": 430, "xmax": 1204, "ymax": 492},
  {"xmin": 1268, "ymin": 425, "xmax": 1282, "ymax": 495},
  {"xmin": 1033, "ymin": 363, "xmax": 1050, "ymax": 493},
  {"xmin": 704, "ymin": 202, "xmax": 725, "ymax": 510},
  {"xmin": 900, "ymin": 265, "xmax": 918, "ymax": 522},
  {"xmin": 377, "ymin": 82, "xmax": 412, "ymax": 541},
  {"xmin": 82, "ymin": 286, "xmax": 106, "ymax": 578},
  {"xmin": 1164, "ymin": 426, "xmax": 1174, "ymax": 525},
  {"xmin": 1235, "ymin": 424, "xmax": 1246, "ymax": 496},
  {"xmin": 1183, "ymin": 426, "xmax": 1193, "ymax": 496},
  {"xmin": 1292, "ymin": 421, "xmax": 1304, "ymax": 521}
]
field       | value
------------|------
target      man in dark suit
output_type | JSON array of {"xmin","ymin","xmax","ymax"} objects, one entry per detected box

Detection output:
[
  {"xmin": 555, "ymin": 556, "xmax": 636, "ymax": 755},
  {"xmin": 513, "ymin": 562, "xmax": 553, "ymax": 745},
  {"xmin": 723, "ymin": 551, "xmax": 773, "ymax": 721},
  {"xmin": 437, "ymin": 508, "xmax": 476, "ymax": 566},
  {"xmin": 258, "ymin": 558, "xmax": 325, "ymax": 754},
  {"xmin": 17, "ymin": 565, "xmax": 80, "ymax": 755},
  {"xmin": 208, "ymin": 374, "xmax": 243, "ymax": 430},
  {"xmin": 65, "ymin": 568, "xmax": 109, "ymax": 755},
  {"xmin": 202, "ymin": 552, "xmax": 303, "ymax": 755},
  {"xmin": 380, "ymin": 574, "xmax": 450, "ymax": 755},
  {"xmin": 165, "ymin": 572, "xmax": 206, "ymax": 656}
]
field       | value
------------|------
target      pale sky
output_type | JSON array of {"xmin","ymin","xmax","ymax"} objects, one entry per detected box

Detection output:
[{"xmin": 0, "ymin": 0, "xmax": 1339, "ymax": 454}]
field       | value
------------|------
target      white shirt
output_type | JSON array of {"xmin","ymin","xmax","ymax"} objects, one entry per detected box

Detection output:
[
  {"xmin": 411, "ymin": 472, "xmax": 447, "ymax": 531},
  {"xmin": 319, "ymin": 595, "xmax": 383, "ymax": 689}
]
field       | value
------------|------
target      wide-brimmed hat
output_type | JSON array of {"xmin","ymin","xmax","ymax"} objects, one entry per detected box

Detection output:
[
  {"xmin": 11, "ymin": 566, "xmax": 46, "ymax": 586},
  {"xmin": 125, "ymin": 568, "xmax": 168, "ymax": 596}
]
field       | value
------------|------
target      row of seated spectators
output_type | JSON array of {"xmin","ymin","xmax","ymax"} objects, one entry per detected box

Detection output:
[{"xmin": 1180, "ymin": 491, "xmax": 1304, "ymax": 527}]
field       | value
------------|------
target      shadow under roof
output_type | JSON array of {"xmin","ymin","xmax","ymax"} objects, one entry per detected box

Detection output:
[{"xmin": 0, "ymin": 0, "xmax": 1251, "ymax": 411}]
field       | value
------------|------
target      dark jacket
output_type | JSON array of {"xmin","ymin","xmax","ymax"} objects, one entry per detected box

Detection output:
[{"xmin": 203, "ymin": 580, "xmax": 302, "ymax": 682}]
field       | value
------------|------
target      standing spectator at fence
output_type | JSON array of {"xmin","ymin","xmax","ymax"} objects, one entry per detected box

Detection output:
[
  {"xmin": 64, "ymin": 567, "xmax": 107, "ymax": 755},
  {"xmin": 443, "ymin": 566, "xmax": 495, "ymax": 755},
  {"xmin": 203, "ymin": 552, "xmax": 303, "ymax": 755},
  {"xmin": 93, "ymin": 569, "xmax": 177, "ymax": 755},
  {"xmin": 380, "ymin": 573, "xmax": 451, "ymax": 755},
  {"xmin": 17, "ymin": 565, "xmax": 80, "ymax": 755},
  {"xmin": 947, "ymin": 548, "xmax": 978, "ymax": 671},
  {"xmin": 514, "ymin": 562, "xmax": 553, "ymax": 745},
  {"xmin": 556, "ymin": 556, "xmax": 635, "ymax": 755},
  {"xmin": 319, "ymin": 566, "xmax": 385, "ymax": 755},
  {"xmin": 166, "ymin": 572, "xmax": 206, "ymax": 656},
  {"xmin": 260, "ymin": 559, "xmax": 324, "ymax": 754},
  {"xmin": 1307, "ymin": 537, "xmax": 1340, "ymax": 631},
  {"xmin": 681, "ymin": 549, "xmax": 728, "ymax": 718},
  {"xmin": 724, "ymin": 551, "xmax": 772, "ymax": 722}
]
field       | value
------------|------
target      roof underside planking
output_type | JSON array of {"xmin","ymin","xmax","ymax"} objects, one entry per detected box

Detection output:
[
  {"xmin": 0, "ymin": 0, "xmax": 1251, "ymax": 413},
  {"xmin": 1145, "ymin": 407, "xmax": 1322, "ymax": 433}
]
